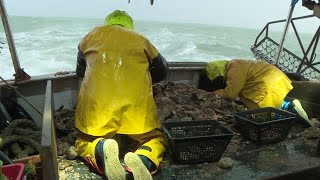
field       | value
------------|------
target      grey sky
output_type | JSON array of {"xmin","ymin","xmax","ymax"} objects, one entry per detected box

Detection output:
[{"xmin": 4, "ymin": 0, "xmax": 318, "ymax": 32}]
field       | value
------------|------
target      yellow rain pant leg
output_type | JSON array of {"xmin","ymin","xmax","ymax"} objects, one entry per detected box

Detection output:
[
  {"xmin": 241, "ymin": 87, "xmax": 286, "ymax": 109},
  {"xmin": 242, "ymin": 95, "xmax": 282, "ymax": 109},
  {"xmin": 75, "ymin": 132, "xmax": 113, "ymax": 173},
  {"xmin": 258, "ymin": 90, "xmax": 286, "ymax": 109},
  {"xmin": 134, "ymin": 137, "xmax": 166, "ymax": 173},
  {"xmin": 129, "ymin": 129, "xmax": 167, "ymax": 173}
]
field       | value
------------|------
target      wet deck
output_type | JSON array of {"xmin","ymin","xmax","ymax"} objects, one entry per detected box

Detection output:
[{"xmin": 59, "ymin": 130, "xmax": 320, "ymax": 180}]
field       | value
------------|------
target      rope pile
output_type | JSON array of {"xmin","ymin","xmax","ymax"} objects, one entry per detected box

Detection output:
[{"xmin": 0, "ymin": 119, "xmax": 40, "ymax": 159}]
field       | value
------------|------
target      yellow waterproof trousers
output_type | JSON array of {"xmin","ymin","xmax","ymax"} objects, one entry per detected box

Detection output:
[{"xmin": 75, "ymin": 129, "xmax": 166, "ymax": 174}]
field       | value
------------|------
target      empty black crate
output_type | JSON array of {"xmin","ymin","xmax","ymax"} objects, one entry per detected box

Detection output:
[
  {"xmin": 233, "ymin": 107, "xmax": 296, "ymax": 145},
  {"xmin": 162, "ymin": 120, "xmax": 234, "ymax": 164}
]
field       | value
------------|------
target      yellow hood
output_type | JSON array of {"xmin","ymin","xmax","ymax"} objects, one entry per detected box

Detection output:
[{"xmin": 206, "ymin": 60, "xmax": 228, "ymax": 80}]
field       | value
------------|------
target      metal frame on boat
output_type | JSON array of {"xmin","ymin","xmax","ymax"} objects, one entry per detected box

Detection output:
[{"xmin": 251, "ymin": 14, "xmax": 320, "ymax": 79}]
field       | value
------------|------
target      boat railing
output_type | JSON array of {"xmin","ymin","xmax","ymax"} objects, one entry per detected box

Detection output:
[
  {"xmin": 40, "ymin": 80, "xmax": 59, "ymax": 180},
  {"xmin": 251, "ymin": 14, "xmax": 320, "ymax": 79}
]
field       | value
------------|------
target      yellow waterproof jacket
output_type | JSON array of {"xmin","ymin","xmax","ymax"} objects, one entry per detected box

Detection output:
[
  {"xmin": 75, "ymin": 25, "xmax": 165, "ymax": 136},
  {"xmin": 214, "ymin": 59, "xmax": 293, "ymax": 109}
]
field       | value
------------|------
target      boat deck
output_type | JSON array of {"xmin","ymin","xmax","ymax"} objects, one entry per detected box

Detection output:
[{"xmin": 59, "ymin": 127, "xmax": 320, "ymax": 180}]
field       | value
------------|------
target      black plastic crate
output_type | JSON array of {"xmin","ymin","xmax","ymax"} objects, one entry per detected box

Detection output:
[
  {"xmin": 162, "ymin": 120, "xmax": 234, "ymax": 164},
  {"xmin": 233, "ymin": 107, "xmax": 296, "ymax": 145}
]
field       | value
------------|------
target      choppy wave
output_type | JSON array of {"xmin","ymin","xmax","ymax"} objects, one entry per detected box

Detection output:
[{"xmin": 0, "ymin": 16, "xmax": 310, "ymax": 80}]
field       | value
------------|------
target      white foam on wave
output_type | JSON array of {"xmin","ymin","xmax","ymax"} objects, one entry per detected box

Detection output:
[
  {"xmin": 175, "ymin": 42, "xmax": 197, "ymax": 56},
  {"xmin": 0, "ymin": 17, "xmax": 259, "ymax": 79},
  {"xmin": 0, "ymin": 45, "xmax": 18, "ymax": 80}
]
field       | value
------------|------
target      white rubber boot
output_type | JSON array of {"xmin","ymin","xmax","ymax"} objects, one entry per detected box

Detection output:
[
  {"xmin": 292, "ymin": 99, "xmax": 313, "ymax": 127},
  {"xmin": 103, "ymin": 139, "xmax": 126, "ymax": 180},
  {"xmin": 124, "ymin": 152, "xmax": 153, "ymax": 180}
]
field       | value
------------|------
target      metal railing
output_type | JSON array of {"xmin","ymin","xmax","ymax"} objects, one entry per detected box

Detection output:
[{"xmin": 251, "ymin": 15, "xmax": 320, "ymax": 79}]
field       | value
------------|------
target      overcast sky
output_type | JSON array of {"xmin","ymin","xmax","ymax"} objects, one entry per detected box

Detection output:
[{"xmin": 4, "ymin": 0, "xmax": 318, "ymax": 32}]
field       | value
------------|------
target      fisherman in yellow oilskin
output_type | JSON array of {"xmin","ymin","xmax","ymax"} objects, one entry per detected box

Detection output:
[
  {"xmin": 206, "ymin": 59, "xmax": 313, "ymax": 127},
  {"xmin": 75, "ymin": 10, "xmax": 168, "ymax": 180}
]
